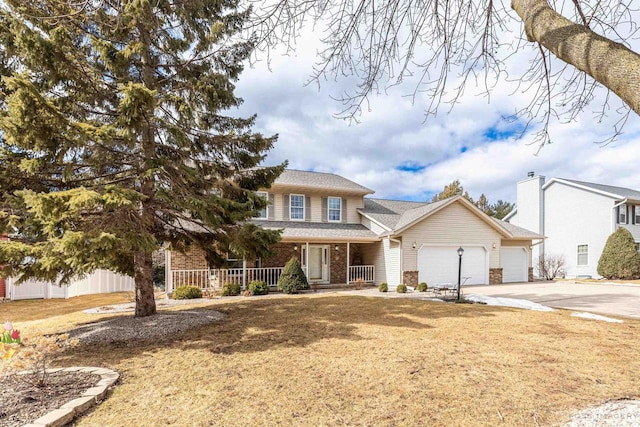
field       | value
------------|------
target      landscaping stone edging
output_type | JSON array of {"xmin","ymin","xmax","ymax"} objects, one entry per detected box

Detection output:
[{"xmin": 21, "ymin": 366, "xmax": 119, "ymax": 427}]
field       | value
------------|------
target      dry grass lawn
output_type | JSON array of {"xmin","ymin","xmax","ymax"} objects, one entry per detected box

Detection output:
[{"xmin": 5, "ymin": 293, "xmax": 640, "ymax": 426}]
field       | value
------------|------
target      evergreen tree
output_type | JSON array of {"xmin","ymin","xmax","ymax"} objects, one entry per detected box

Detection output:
[
  {"xmin": 431, "ymin": 180, "xmax": 472, "ymax": 203},
  {"xmin": 492, "ymin": 200, "xmax": 515, "ymax": 220},
  {"xmin": 430, "ymin": 180, "xmax": 514, "ymax": 219},
  {"xmin": 0, "ymin": 0, "xmax": 284, "ymax": 317},
  {"xmin": 597, "ymin": 228, "xmax": 640, "ymax": 280},
  {"xmin": 277, "ymin": 257, "xmax": 309, "ymax": 294}
]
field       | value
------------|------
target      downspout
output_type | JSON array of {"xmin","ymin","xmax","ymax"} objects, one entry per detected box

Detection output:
[
  {"xmin": 390, "ymin": 237, "xmax": 402, "ymax": 285},
  {"xmin": 612, "ymin": 198, "xmax": 627, "ymax": 233}
]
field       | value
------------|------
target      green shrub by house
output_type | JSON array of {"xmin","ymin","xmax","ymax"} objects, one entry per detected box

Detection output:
[
  {"xmin": 396, "ymin": 284, "xmax": 407, "ymax": 293},
  {"xmin": 221, "ymin": 282, "xmax": 242, "ymax": 296},
  {"xmin": 277, "ymin": 257, "xmax": 309, "ymax": 294},
  {"xmin": 172, "ymin": 285, "xmax": 203, "ymax": 300},
  {"xmin": 248, "ymin": 280, "xmax": 269, "ymax": 295},
  {"xmin": 416, "ymin": 282, "xmax": 428, "ymax": 292},
  {"xmin": 378, "ymin": 282, "xmax": 388, "ymax": 292},
  {"xmin": 597, "ymin": 227, "xmax": 640, "ymax": 280}
]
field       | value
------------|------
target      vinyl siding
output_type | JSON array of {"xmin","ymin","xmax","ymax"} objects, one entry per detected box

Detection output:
[
  {"xmin": 266, "ymin": 191, "xmax": 364, "ymax": 224},
  {"xmin": 359, "ymin": 216, "xmax": 388, "ymax": 235},
  {"xmin": 544, "ymin": 182, "xmax": 615, "ymax": 278},
  {"xmin": 400, "ymin": 202, "xmax": 503, "ymax": 271},
  {"xmin": 359, "ymin": 238, "xmax": 400, "ymax": 285}
]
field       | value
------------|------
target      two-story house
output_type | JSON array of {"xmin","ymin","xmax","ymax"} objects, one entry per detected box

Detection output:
[
  {"xmin": 167, "ymin": 169, "xmax": 542, "ymax": 291},
  {"xmin": 505, "ymin": 172, "xmax": 640, "ymax": 278}
]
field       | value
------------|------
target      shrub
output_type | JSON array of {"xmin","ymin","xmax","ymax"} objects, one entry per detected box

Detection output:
[
  {"xmin": 248, "ymin": 280, "xmax": 269, "ymax": 295},
  {"xmin": 536, "ymin": 254, "xmax": 567, "ymax": 280},
  {"xmin": 172, "ymin": 285, "xmax": 203, "ymax": 300},
  {"xmin": 277, "ymin": 257, "xmax": 309, "ymax": 294},
  {"xmin": 416, "ymin": 282, "xmax": 428, "ymax": 292},
  {"xmin": 598, "ymin": 227, "xmax": 640, "ymax": 279},
  {"xmin": 378, "ymin": 282, "xmax": 388, "ymax": 292},
  {"xmin": 220, "ymin": 282, "xmax": 242, "ymax": 296},
  {"xmin": 396, "ymin": 283, "xmax": 407, "ymax": 293}
]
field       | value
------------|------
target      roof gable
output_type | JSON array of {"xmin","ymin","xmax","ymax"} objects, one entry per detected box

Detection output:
[{"xmin": 543, "ymin": 178, "xmax": 640, "ymax": 201}]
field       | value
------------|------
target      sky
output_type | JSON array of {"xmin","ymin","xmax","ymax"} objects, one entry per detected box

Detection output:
[{"xmin": 231, "ymin": 10, "xmax": 640, "ymax": 204}]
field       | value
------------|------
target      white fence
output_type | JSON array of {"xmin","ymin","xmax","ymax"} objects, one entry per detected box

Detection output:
[
  {"xmin": 348, "ymin": 265, "xmax": 375, "ymax": 283},
  {"xmin": 6, "ymin": 269, "xmax": 135, "ymax": 301}
]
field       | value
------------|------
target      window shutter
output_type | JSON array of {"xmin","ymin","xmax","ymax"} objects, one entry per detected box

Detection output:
[
  {"xmin": 322, "ymin": 197, "xmax": 328, "ymax": 222},
  {"xmin": 305, "ymin": 196, "xmax": 311, "ymax": 221},
  {"xmin": 627, "ymin": 205, "xmax": 630, "ymax": 224},
  {"xmin": 616, "ymin": 206, "xmax": 620, "ymax": 224},
  {"xmin": 342, "ymin": 198, "xmax": 347, "ymax": 223},
  {"xmin": 268, "ymin": 194, "xmax": 275, "ymax": 220},
  {"xmin": 283, "ymin": 194, "xmax": 289, "ymax": 220},
  {"xmin": 633, "ymin": 206, "xmax": 636, "ymax": 225}
]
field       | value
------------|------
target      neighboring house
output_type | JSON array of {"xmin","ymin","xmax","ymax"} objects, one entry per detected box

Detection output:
[
  {"xmin": 167, "ymin": 169, "xmax": 542, "ymax": 290},
  {"xmin": 505, "ymin": 172, "xmax": 640, "ymax": 279}
]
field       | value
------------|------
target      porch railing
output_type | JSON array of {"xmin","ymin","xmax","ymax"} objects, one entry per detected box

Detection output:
[
  {"xmin": 169, "ymin": 267, "xmax": 284, "ymax": 293},
  {"xmin": 348, "ymin": 265, "xmax": 375, "ymax": 283}
]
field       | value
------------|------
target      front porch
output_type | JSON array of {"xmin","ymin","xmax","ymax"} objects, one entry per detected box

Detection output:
[{"xmin": 166, "ymin": 241, "xmax": 376, "ymax": 293}]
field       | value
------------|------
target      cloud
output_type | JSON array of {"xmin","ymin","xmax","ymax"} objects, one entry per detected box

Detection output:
[{"xmin": 230, "ymin": 20, "xmax": 640, "ymax": 205}]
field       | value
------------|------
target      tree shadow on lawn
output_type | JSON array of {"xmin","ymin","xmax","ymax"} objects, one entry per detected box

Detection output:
[{"xmin": 60, "ymin": 295, "xmax": 508, "ymax": 366}]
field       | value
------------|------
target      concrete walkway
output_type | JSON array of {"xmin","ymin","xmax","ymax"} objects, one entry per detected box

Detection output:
[{"xmin": 467, "ymin": 281, "xmax": 640, "ymax": 319}]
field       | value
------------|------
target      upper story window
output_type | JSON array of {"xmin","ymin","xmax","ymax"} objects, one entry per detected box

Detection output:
[
  {"xmin": 255, "ymin": 191, "xmax": 268, "ymax": 219},
  {"xmin": 635, "ymin": 206, "xmax": 640, "ymax": 224},
  {"xmin": 619, "ymin": 205, "xmax": 627, "ymax": 224},
  {"xmin": 577, "ymin": 244, "xmax": 588, "ymax": 266},
  {"xmin": 328, "ymin": 197, "xmax": 342, "ymax": 222},
  {"xmin": 290, "ymin": 194, "xmax": 305, "ymax": 220}
]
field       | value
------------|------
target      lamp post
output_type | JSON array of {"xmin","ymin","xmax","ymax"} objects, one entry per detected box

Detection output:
[{"xmin": 457, "ymin": 246, "xmax": 464, "ymax": 301}]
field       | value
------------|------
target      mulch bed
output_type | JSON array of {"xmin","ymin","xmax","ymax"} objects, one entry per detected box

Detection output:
[{"xmin": 0, "ymin": 371, "xmax": 99, "ymax": 427}]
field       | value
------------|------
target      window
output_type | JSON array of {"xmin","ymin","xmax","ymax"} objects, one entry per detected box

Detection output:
[
  {"xmin": 328, "ymin": 197, "xmax": 341, "ymax": 222},
  {"xmin": 619, "ymin": 205, "xmax": 627, "ymax": 224},
  {"xmin": 635, "ymin": 206, "xmax": 640, "ymax": 224},
  {"xmin": 577, "ymin": 244, "xmax": 588, "ymax": 266},
  {"xmin": 255, "ymin": 191, "xmax": 268, "ymax": 219},
  {"xmin": 290, "ymin": 194, "xmax": 304, "ymax": 220}
]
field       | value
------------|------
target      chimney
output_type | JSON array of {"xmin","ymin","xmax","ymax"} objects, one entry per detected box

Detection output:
[{"xmin": 527, "ymin": 171, "xmax": 534, "ymax": 178}]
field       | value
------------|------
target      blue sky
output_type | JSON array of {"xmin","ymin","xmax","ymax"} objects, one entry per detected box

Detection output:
[{"xmin": 231, "ymin": 25, "xmax": 640, "ymax": 204}]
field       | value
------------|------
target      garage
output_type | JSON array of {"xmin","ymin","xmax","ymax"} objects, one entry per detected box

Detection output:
[
  {"xmin": 417, "ymin": 246, "xmax": 488, "ymax": 285},
  {"xmin": 500, "ymin": 247, "xmax": 528, "ymax": 283}
]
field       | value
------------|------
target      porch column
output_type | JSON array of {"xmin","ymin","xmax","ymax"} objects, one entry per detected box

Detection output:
[
  {"xmin": 305, "ymin": 242, "xmax": 310, "ymax": 278},
  {"xmin": 165, "ymin": 250, "xmax": 172, "ymax": 295},
  {"xmin": 346, "ymin": 242, "xmax": 350, "ymax": 284},
  {"xmin": 242, "ymin": 258, "xmax": 247, "ymax": 289}
]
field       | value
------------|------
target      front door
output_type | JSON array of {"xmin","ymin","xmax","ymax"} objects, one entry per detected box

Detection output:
[{"xmin": 303, "ymin": 245, "xmax": 329, "ymax": 282}]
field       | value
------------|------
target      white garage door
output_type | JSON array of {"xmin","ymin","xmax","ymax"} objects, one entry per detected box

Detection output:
[
  {"xmin": 501, "ymin": 247, "xmax": 528, "ymax": 283},
  {"xmin": 417, "ymin": 246, "xmax": 488, "ymax": 286}
]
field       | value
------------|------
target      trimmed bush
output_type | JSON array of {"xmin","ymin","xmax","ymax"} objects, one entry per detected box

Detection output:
[
  {"xmin": 378, "ymin": 282, "xmax": 388, "ymax": 292},
  {"xmin": 172, "ymin": 285, "xmax": 202, "ymax": 300},
  {"xmin": 221, "ymin": 282, "xmax": 242, "ymax": 296},
  {"xmin": 248, "ymin": 280, "xmax": 269, "ymax": 295},
  {"xmin": 598, "ymin": 227, "xmax": 640, "ymax": 279},
  {"xmin": 277, "ymin": 257, "xmax": 309, "ymax": 294},
  {"xmin": 153, "ymin": 265, "xmax": 165, "ymax": 290},
  {"xmin": 396, "ymin": 283, "xmax": 407, "ymax": 293},
  {"xmin": 416, "ymin": 282, "xmax": 428, "ymax": 292}
]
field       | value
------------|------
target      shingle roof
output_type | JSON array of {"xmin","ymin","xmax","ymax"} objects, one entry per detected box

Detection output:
[
  {"xmin": 393, "ymin": 198, "xmax": 453, "ymax": 231},
  {"xmin": 251, "ymin": 220, "xmax": 378, "ymax": 240},
  {"xmin": 490, "ymin": 218, "xmax": 544, "ymax": 239},
  {"xmin": 360, "ymin": 198, "xmax": 428, "ymax": 230},
  {"xmin": 270, "ymin": 169, "xmax": 374, "ymax": 194},
  {"xmin": 557, "ymin": 178, "xmax": 640, "ymax": 201}
]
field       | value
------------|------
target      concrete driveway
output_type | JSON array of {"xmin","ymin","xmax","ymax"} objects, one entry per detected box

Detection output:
[{"xmin": 467, "ymin": 281, "xmax": 640, "ymax": 319}]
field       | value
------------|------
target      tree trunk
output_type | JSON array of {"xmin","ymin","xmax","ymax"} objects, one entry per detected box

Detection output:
[
  {"xmin": 512, "ymin": 0, "xmax": 640, "ymax": 115},
  {"xmin": 134, "ymin": 250, "xmax": 156, "ymax": 317}
]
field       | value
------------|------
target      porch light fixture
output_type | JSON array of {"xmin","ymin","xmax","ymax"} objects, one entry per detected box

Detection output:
[
  {"xmin": 334, "ymin": 245, "xmax": 339, "ymax": 251},
  {"xmin": 457, "ymin": 246, "xmax": 464, "ymax": 301},
  {"xmin": 412, "ymin": 242, "xmax": 417, "ymax": 249},
  {"xmin": 294, "ymin": 245, "xmax": 298, "ymax": 251},
  {"xmin": 492, "ymin": 242, "xmax": 496, "ymax": 249}
]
